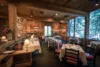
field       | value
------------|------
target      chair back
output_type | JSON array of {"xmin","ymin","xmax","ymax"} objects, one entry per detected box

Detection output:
[
  {"xmin": 85, "ymin": 46, "xmax": 97, "ymax": 67},
  {"xmin": 65, "ymin": 48, "xmax": 80, "ymax": 66},
  {"xmin": 86, "ymin": 46, "xmax": 97, "ymax": 56},
  {"xmin": 53, "ymin": 41, "xmax": 57, "ymax": 49},
  {"xmin": 86, "ymin": 46, "xmax": 97, "ymax": 63}
]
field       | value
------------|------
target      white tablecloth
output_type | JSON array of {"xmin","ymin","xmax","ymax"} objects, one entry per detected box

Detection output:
[
  {"xmin": 29, "ymin": 40, "xmax": 42, "ymax": 53},
  {"xmin": 90, "ymin": 41, "xmax": 100, "ymax": 45},
  {"xmin": 23, "ymin": 39, "xmax": 42, "ymax": 53},
  {"xmin": 59, "ymin": 44, "xmax": 87, "ymax": 65}
]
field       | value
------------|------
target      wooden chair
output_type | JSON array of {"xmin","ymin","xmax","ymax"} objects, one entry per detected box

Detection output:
[
  {"xmin": 53, "ymin": 41, "xmax": 61, "ymax": 59},
  {"xmin": 65, "ymin": 48, "xmax": 82, "ymax": 67},
  {"xmin": 85, "ymin": 46, "xmax": 97, "ymax": 67},
  {"xmin": 48, "ymin": 40, "xmax": 55, "ymax": 51}
]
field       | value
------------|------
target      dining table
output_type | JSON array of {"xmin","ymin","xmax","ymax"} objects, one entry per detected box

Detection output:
[{"xmin": 59, "ymin": 44, "xmax": 87, "ymax": 65}]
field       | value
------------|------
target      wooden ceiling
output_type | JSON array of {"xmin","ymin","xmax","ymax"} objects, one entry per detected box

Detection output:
[
  {"xmin": 7, "ymin": 0, "xmax": 100, "ymax": 12},
  {"xmin": 17, "ymin": 6, "xmax": 70, "ymax": 19},
  {"xmin": 0, "ymin": 0, "xmax": 100, "ymax": 20},
  {"xmin": 17, "ymin": 4, "xmax": 75, "ymax": 22}
]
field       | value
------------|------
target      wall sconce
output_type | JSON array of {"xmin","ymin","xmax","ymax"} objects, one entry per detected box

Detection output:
[{"xmin": 24, "ymin": 39, "xmax": 29, "ymax": 51}]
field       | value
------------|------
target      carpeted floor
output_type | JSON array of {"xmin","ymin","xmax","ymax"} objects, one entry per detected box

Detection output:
[
  {"xmin": 29, "ymin": 43, "xmax": 100, "ymax": 67},
  {"xmin": 30, "ymin": 43, "xmax": 66, "ymax": 67}
]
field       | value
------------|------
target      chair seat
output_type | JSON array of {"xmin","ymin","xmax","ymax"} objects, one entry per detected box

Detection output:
[
  {"xmin": 55, "ymin": 49, "xmax": 60, "ymax": 53},
  {"xmin": 86, "ymin": 53, "xmax": 94, "ymax": 60},
  {"xmin": 66, "ymin": 56, "xmax": 77, "ymax": 61},
  {"xmin": 66, "ymin": 60, "xmax": 77, "ymax": 65}
]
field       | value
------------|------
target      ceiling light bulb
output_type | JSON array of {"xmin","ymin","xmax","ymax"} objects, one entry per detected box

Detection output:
[
  {"xmin": 48, "ymin": 18, "xmax": 53, "ymax": 21},
  {"xmin": 0, "ymin": 4, "xmax": 4, "ymax": 7},
  {"xmin": 55, "ymin": 13, "xmax": 58, "ymax": 16},
  {"xmin": 95, "ymin": 3, "xmax": 99, "ymax": 6}
]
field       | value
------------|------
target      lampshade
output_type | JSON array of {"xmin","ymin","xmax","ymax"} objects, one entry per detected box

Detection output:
[
  {"xmin": 1, "ymin": 36, "xmax": 6, "ymax": 40},
  {"xmin": 1, "ymin": 36, "xmax": 8, "ymax": 42},
  {"xmin": 24, "ymin": 39, "xmax": 29, "ymax": 46}
]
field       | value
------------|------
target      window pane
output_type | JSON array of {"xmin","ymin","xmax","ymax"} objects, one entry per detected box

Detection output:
[
  {"xmin": 44, "ymin": 26, "xmax": 52, "ymax": 36},
  {"xmin": 75, "ymin": 16, "xmax": 85, "ymax": 38},
  {"xmin": 89, "ymin": 9, "xmax": 100, "ymax": 40},
  {"xmin": 48, "ymin": 26, "xmax": 51, "ymax": 36},
  {"xmin": 68, "ymin": 19, "xmax": 74, "ymax": 37},
  {"xmin": 44, "ymin": 26, "xmax": 48, "ymax": 36}
]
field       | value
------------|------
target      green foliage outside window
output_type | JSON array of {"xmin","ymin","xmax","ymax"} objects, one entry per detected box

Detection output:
[{"xmin": 89, "ymin": 9, "xmax": 100, "ymax": 40}]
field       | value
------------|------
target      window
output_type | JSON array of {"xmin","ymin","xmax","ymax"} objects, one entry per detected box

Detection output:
[
  {"xmin": 68, "ymin": 19, "xmax": 74, "ymax": 37},
  {"xmin": 44, "ymin": 26, "xmax": 52, "ymax": 36},
  {"xmin": 68, "ymin": 16, "xmax": 85, "ymax": 38},
  {"xmin": 89, "ymin": 9, "xmax": 100, "ymax": 40},
  {"xmin": 75, "ymin": 17, "xmax": 85, "ymax": 38}
]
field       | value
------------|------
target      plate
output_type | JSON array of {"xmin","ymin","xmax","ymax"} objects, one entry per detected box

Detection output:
[{"xmin": 4, "ymin": 50, "xmax": 14, "ymax": 54}]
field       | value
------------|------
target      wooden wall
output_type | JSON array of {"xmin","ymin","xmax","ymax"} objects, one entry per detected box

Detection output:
[
  {"xmin": 52, "ymin": 22, "xmax": 67, "ymax": 39},
  {"xmin": 16, "ymin": 17, "xmax": 44, "ymax": 38},
  {"xmin": 0, "ymin": 18, "xmax": 8, "ymax": 37},
  {"xmin": 16, "ymin": 17, "xmax": 68, "ymax": 38}
]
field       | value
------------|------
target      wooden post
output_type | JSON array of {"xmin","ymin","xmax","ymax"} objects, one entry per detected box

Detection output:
[
  {"xmin": 84, "ymin": 15, "xmax": 89, "ymax": 45},
  {"xmin": 74, "ymin": 18, "xmax": 75, "ymax": 37},
  {"xmin": 8, "ymin": 4, "xmax": 17, "ymax": 40}
]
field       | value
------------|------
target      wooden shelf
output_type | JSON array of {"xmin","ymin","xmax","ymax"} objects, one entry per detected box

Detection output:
[
  {"xmin": 13, "ymin": 53, "xmax": 32, "ymax": 67},
  {"xmin": 0, "ymin": 56, "xmax": 13, "ymax": 67}
]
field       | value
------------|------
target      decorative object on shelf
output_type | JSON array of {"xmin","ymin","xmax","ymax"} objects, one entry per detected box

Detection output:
[
  {"xmin": 6, "ymin": 28, "xmax": 13, "ymax": 41},
  {"xmin": 24, "ymin": 39, "xmax": 29, "ymax": 51}
]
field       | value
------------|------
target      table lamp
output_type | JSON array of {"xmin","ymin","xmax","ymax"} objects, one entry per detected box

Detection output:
[
  {"xmin": 24, "ymin": 39, "xmax": 29, "ymax": 51},
  {"xmin": 1, "ymin": 36, "xmax": 8, "ymax": 42}
]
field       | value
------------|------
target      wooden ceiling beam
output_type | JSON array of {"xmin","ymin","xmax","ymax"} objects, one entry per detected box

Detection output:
[
  {"xmin": 17, "ymin": 14, "xmax": 50, "ymax": 20},
  {"xmin": 64, "ymin": 16, "xmax": 75, "ymax": 21}
]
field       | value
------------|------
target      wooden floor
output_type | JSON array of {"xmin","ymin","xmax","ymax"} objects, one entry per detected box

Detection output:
[{"xmin": 29, "ymin": 43, "xmax": 100, "ymax": 67}]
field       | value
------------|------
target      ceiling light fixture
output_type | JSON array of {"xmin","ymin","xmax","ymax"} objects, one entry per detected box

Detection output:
[
  {"xmin": 60, "ymin": 20, "xmax": 64, "ymax": 23},
  {"xmin": 55, "ymin": 13, "xmax": 58, "ymax": 16},
  {"xmin": 40, "ymin": 11, "xmax": 44, "ymax": 14},
  {"xmin": 30, "ymin": 15, "xmax": 33, "ymax": 18},
  {"xmin": 95, "ymin": 3, "xmax": 99, "ymax": 6},
  {"xmin": 48, "ymin": 18, "xmax": 53, "ymax": 22},
  {"xmin": 88, "ymin": 0, "xmax": 99, "ymax": 6}
]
